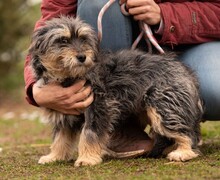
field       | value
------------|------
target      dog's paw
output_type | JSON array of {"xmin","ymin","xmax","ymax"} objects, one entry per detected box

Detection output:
[
  {"xmin": 74, "ymin": 156, "xmax": 102, "ymax": 167},
  {"xmin": 38, "ymin": 155, "xmax": 58, "ymax": 164},
  {"xmin": 167, "ymin": 149, "xmax": 199, "ymax": 162}
]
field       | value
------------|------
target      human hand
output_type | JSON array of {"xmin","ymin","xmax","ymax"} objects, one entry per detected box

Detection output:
[
  {"xmin": 119, "ymin": 0, "xmax": 161, "ymax": 25},
  {"xmin": 32, "ymin": 80, "xmax": 94, "ymax": 115},
  {"xmin": 119, "ymin": 0, "xmax": 127, "ymax": 5}
]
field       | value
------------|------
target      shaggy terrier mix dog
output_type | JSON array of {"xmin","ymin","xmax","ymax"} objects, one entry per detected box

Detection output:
[{"xmin": 29, "ymin": 16, "xmax": 204, "ymax": 166}]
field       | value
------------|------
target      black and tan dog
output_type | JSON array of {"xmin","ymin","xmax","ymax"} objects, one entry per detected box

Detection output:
[{"xmin": 29, "ymin": 16, "xmax": 204, "ymax": 166}]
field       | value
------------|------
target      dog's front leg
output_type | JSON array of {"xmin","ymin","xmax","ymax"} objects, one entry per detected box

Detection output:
[
  {"xmin": 74, "ymin": 127, "xmax": 104, "ymax": 167},
  {"xmin": 75, "ymin": 104, "xmax": 111, "ymax": 167},
  {"xmin": 39, "ymin": 126, "xmax": 79, "ymax": 164}
]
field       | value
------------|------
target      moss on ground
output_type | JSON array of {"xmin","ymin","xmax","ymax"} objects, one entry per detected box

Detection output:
[{"xmin": 0, "ymin": 117, "xmax": 220, "ymax": 180}]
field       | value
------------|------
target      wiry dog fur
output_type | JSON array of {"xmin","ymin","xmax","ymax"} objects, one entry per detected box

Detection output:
[{"xmin": 29, "ymin": 16, "xmax": 204, "ymax": 166}]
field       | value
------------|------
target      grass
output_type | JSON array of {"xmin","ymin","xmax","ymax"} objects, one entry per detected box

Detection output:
[{"xmin": 1, "ymin": 110, "xmax": 220, "ymax": 179}]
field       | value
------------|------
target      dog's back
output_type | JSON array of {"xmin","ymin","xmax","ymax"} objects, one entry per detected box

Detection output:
[
  {"xmin": 87, "ymin": 49, "xmax": 203, "ymax": 122},
  {"xmin": 80, "ymin": 49, "xmax": 204, "ymax": 164}
]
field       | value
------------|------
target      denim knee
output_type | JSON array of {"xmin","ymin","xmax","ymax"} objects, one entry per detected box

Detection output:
[
  {"xmin": 179, "ymin": 42, "xmax": 220, "ymax": 120},
  {"xmin": 77, "ymin": 0, "xmax": 107, "ymax": 30},
  {"xmin": 77, "ymin": 0, "xmax": 133, "ymax": 51}
]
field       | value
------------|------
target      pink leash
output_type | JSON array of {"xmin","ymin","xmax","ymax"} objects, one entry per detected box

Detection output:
[
  {"xmin": 97, "ymin": 0, "xmax": 165, "ymax": 54},
  {"xmin": 97, "ymin": 0, "xmax": 116, "ymax": 41}
]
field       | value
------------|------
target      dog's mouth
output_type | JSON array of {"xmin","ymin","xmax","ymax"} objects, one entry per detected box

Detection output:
[
  {"xmin": 58, "ymin": 55, "xmax": 94, "ymax": 78},
  {"xmin": 66, "ymin": 54, "xmax": 94, "ymax": 66},
  {"xmin": 41, "ymin": 53, "xmax": 95, "ymax": 82}
]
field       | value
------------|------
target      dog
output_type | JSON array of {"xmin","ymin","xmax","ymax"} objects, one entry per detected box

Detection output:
[{"xmin": 29, "ymin": 16, "xmax": 204, "ymax": 166}]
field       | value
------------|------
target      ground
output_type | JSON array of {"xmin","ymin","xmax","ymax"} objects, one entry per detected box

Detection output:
[{"xmin": 0, "ymin": 95, "xmax": 220, "ymax": 179}]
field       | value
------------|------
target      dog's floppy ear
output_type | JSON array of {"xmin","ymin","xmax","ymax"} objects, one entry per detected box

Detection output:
[
  {"xmin": 31, "ymin": 55, "xmax": 47, "ymax": 79},
  {"xmin": 29, "ymin": 26, "xmax": 49, "ymax": 79},
  {"xmin": 29, "ymin": 26, "xmax": 50, "ymax": 55}
]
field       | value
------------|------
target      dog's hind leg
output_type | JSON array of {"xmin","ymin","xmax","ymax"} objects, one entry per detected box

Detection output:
[
  {"xmin": 147, "ymin": 133, "xmax": 174, "ymax": 158},
  {"xmin": 38, "ymin": 125, "xmax": 79, "ymax": 164},
  {"xmin": 165, "ymin": 135, "xmax": 199, "ymax": 161},
  {"xmin": 147, "ymin": 107, "xmax": 199, "ymax": 162}
]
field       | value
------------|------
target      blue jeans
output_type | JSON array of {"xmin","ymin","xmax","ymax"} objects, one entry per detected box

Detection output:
[
  {"xmin": 77, "ymin": 0, "xmax": 220, "ymax": 120},
  {"xmin": 179, "ymin": 42, "xmax": 220, "ymax": 120}
]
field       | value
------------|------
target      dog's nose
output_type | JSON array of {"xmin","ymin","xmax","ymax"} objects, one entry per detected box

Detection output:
[{"xmin": 76, "ymin": 54, "xmax": 86, "ymax": 63}]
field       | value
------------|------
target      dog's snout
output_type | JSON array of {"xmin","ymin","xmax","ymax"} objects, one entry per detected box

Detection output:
[{"xmin": 76, "ymin": 54, "xmax": 86, "ymax": 63}]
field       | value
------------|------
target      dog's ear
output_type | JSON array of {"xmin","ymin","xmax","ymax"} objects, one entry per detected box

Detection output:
[
  {"xmin": 31, "ymin": 55, "xmax": 47, "ymax": 79},
  {"xmin": 29, "ymin": 26, "xmax": 50, "ymax": 55}
]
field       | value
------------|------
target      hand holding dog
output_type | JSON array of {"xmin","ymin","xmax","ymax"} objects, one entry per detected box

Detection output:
[
  {"xmin": 120, "ymin": 0, "xmax": 161, "ymax": 25},
  {"xmin": 33, "ymin": 80, "xmax": 94, "ymax": 115}
]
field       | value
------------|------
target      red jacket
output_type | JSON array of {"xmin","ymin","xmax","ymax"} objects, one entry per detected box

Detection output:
[{"xmin": 24, "ymin": 0, "xmax": 220, "ymax": 106}]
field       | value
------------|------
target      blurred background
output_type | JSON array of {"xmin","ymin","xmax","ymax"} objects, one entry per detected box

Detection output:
[
  {"xmin": 0, "ymin": 0, "xmax": 41, "ymax": 116},
  {"xmin": 0, "ymin": 1, "xmax": 220, "ymax": 178}
]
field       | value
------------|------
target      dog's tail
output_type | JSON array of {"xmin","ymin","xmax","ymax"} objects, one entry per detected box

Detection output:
[{"xmin": 103, "ymin": 148, "xmax": 146, "ymax": 159}]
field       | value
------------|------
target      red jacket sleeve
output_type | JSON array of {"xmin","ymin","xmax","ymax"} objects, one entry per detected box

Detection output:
[
  {"xmin": 24, "ymin": 0, "xmax": 77, "ymax": 106},
  {"xmin": 158, "ymin": 1, "xmax": 220, "ymax": 46}
]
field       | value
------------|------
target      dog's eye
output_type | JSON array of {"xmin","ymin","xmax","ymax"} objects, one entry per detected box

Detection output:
[
  {"xmin": 80, "ymin": 36, "xmax": 87, "ymax": 42},
  {"xmin": 60, "ymin": 37, "xmax": 69, "ymax": 44}
]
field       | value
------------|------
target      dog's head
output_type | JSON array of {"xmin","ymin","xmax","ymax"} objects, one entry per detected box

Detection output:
[{"xmin": 29, "ymin": 16, "xmax": 99, "ymax": 81}]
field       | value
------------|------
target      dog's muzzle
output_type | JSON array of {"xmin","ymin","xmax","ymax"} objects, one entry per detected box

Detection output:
[{"xmin": 76, "ymin": 54, "xmax": 86, "ymax": 63}]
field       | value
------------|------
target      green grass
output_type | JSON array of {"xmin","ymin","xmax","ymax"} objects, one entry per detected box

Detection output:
[{"xmin": 1, "ymin": 116, "xmax": 220, "ymax": 180}]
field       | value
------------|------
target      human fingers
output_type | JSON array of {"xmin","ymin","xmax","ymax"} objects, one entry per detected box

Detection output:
[
  {"xmin": 32, "ymin": 81, "xmax": 92, "ymax": 115},
  {"xmin": 50, "ymin": 80, "xmax": 87, "ymax": 102},
  {"xmin": 119, "ymin": 0, "xmax": 127, "ymax": 5},
  {"xmin": 32, "ymin": 80, "xmax": 87, "ymax": 108},
  {"xmin": 58, "ymin": 93, "xmax": 93, "ymax": 115},
  {"xmin": 70, "ymin": 92, "xmax": 94, "ymax": 110},
  {"xmin": 68, "ymin": 86, "xmax": 93, "ymax": 105},
  {"xmin": 66, "ymin": 80, "xmax": 86, "ymax": 94},
  {"xmin": 126, "ymin": 0, "xmax": 161, "ymax": 25},
  {"xmin": 46, "ymin": 87, "xmax": 91, "ymax": 115},
  {"xmin": 126, "ymin": 0, "xmax": 161, "ymax": 14},
  {"xmin": 126, "ymin": 0, "xmax": 149, "ymax": 8},
  {"xmin": 134, "ymin": 13, "xmax": 161, "ymax": 25},
  {"xmin": 128, "ymin": 5, "xmax": 151, "ymax": 15},
  {"xmin": 54, "ymin": 86, "xmax": 92, "ymax": 113}
]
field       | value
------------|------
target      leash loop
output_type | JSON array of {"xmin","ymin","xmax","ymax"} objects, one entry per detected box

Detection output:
[{"xmin": 97, "ymin": 0, "xmax": 165, "ymax": 54}]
